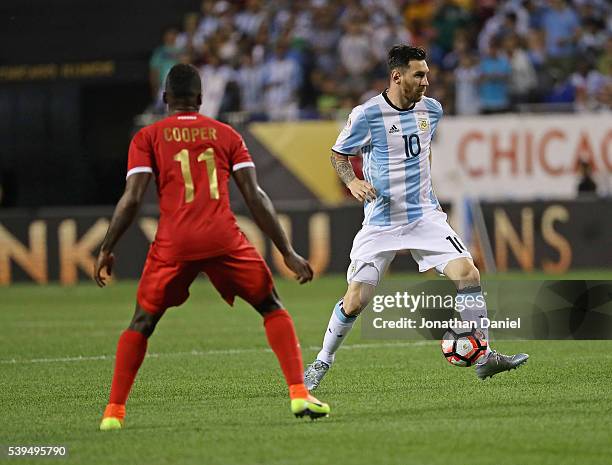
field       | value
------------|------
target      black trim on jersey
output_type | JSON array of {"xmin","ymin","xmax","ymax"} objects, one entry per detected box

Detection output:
[{"xmin": 382, "ymin": 90, "xmax": 416, "ymax": 112}]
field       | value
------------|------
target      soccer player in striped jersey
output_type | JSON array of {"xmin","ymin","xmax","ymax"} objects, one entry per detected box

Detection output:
[{"xmin": 304, "ymin": 45, "xmax": 528, "ymax": 388}]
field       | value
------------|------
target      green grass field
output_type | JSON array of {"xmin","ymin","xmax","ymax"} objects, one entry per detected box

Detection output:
[{"xmin": 2, "ymin": 274, "xmax": 612, "ymax": 465}]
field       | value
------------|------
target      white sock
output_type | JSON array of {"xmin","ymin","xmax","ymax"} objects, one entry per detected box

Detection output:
[
  {"xmin": 316, "ymin": 299, "xmax": 357, "ymax": 366},
  {"xmin": 456, "ymin": 286, "xmax": 492, "ymax": 357}
]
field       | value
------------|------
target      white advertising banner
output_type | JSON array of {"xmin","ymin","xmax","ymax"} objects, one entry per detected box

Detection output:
[{"xmin": 431, "ymin": 113, "xmax": 612, "ymax": 201}]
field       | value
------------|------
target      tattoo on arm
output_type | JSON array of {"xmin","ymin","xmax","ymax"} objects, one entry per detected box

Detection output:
[{"xmin": 330, "ymin": 154, "xmax": 356, "ymax": 186}]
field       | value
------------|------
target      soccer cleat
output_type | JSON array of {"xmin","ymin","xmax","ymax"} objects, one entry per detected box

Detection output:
[
  {"xmin": 99, "ymin": 417, "xmax": 123, "ymax": 431},
  {"xmin": 475, "ymin": 350, "xmax": 529, "ymax": 380},
  {"xmin": 99, "ymin": 403, "xmax": 125, "ymax": 431},
  {"xmin": 304, "ymin": 360, "xmax": 330, "ymax": 391},
  {"xmin": 291, "ymin": 394, "xmax": 330, "ymax": 420}
]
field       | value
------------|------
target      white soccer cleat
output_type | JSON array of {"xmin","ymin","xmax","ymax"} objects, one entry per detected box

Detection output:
[
  {"xmin": 475, "ymin": 351, "xmax": 529, "ymax": 380},
  {"xmin": 304, "ymin": 360, "xmax": 330, "ymax": 391}
]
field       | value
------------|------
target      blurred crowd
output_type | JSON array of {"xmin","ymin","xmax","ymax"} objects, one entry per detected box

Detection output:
[{"xmin": 148, "ymin": 0, "xmax": 612, "ymax": 121}]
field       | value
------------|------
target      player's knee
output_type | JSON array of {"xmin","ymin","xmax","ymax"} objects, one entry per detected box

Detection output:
[
  {"xmin": 445, "ymin": 258, "xmax": 481, "ymax": 289},
  {"xmin": 458, "ymin": 265, "xmax": 480, "ymax": 288},
  {"xmin": 253, "ymin": 289, "xmax": 283, "ymax": 316},
  {"xmin": 342, "ymin": 287, "xmax": 367, "ymax": 316},
  {"xmin": 128, "ymin": 306, "xmax": 161, "ymax": 338}
]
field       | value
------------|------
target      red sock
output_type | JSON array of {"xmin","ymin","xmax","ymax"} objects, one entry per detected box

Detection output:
[
  {"xmin": 263, "ymin": 309, "xmax": 306, "ymax": 397},
  {"xmin": 108, "ymin": 329, "xmax": 148, "ymax": 407}
]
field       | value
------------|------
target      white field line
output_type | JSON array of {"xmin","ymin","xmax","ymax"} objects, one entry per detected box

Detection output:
[
  {"xmin": 5, "ymin": 321, "xmax": 128, "ymax": 328},
  {"xmin": 0, "ymin": 341, "xmax": 435, "ymax": 365}
]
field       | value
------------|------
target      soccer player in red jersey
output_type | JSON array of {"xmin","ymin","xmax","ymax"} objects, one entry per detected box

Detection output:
[{"xmin": 94, "ymin": 64, "xmax": 330, "ymax": 430}]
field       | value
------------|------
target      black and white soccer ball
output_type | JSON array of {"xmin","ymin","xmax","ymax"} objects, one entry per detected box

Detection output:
[{"xmin": 441, "ymin": 328, "xmax": 488, "ymax": 367}]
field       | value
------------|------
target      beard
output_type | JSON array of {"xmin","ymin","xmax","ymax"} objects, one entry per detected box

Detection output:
[
  {"xmin": 414, "ymin": 88, "xmax": 426, "ymax": 101},
  {"xmin": 404, "ymin": 87, "xmax": 426, "ymax": 103}
]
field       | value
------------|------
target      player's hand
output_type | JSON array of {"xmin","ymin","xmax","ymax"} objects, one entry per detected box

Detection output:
[
  {"xmin": 347, "ymin": 179, "xmax": 377, "ymax": 203},
  {"xmin": 283, "ymin": 251, "xmax": 314, "ymax": 284},
  {"xmin": 94, "ymin": 250, "xmax": 115, "ymax": 288}
]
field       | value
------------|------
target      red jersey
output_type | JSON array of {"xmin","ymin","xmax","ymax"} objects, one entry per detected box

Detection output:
[{"xmin": 127, "ymin": 112, "xmax": 254, "ymax": 261}]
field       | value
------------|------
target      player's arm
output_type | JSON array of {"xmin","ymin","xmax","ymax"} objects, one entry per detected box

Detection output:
[
  {"xmin": 331, "ymin": 151, "xmax": 376, "ymax": 202},
  {"xmin": 233, "ymin": 167, "xmax": 313, "ymax": 284},
  {"xmin": 94, "ymin": 173, "xmax": 152, "ymax": 287}
]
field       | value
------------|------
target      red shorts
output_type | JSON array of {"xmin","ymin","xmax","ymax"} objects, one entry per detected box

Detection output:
[{"xmin": 136, "ymin": 235, "xmax": 274, "ymax": 314}]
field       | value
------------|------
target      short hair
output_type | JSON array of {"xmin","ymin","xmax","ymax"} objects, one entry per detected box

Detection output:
[
  {"xmin": 387, "ymin": 45, "xmax": 427, "ymax": 71},
  {"xmin": 165, "ymin": 64, "xmax": 201, "ymax": 98}
]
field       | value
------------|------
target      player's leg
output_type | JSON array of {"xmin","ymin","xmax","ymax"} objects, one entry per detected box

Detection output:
[
  {"xmin": 253, "ymin": 290, "xmax": 330, "ymax": 419},
  {"xmin": 100, "ymin": 304, "xmax": 164, "ymax": 431},
  {"xmin": 409, "ymin": 210, "xmax": 494, "ymax": 342},
  {"xmin": 410, "ymin": 210, "xmax": 529, "ymax": 379},
  {"xmin": 442, "ymin": 257, "xmax": 529, "ymax": 379},
  {"xmin": 443, "ymin": 257, "xmax": 491, "ymax": 343},
  {"xmin": 315, "ymin": 278, "xmax": 377, "ymax": 366},
  {"xmin": 305, "ymin": 255, "xmax": 390, "ymax": 391},
  {"xmin": 100, "ymin": 250, "xmax": 199, "ymax": 431},
  {"xmin": 202, "ymin": 241, "xmax": 329, "ymax": 419}
]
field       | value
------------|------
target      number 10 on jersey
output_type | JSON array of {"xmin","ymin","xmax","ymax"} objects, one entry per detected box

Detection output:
[{"xmin": 174, "ymin": 148, "xmax": 219, "ymax": 203}]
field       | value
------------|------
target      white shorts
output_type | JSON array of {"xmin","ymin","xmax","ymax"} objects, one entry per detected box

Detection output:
[{"xmin": 347, "ymin": 210, "xmax": 472, "ymax": 286}]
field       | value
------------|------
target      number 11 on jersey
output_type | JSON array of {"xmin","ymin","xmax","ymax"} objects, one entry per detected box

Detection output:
[{"xmin": 173, "ymin": 148, "xmax": 219, "ymax": 203}]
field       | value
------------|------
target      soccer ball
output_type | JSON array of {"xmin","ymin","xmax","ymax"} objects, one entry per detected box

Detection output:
[{"xmin": 441, "ymin": 328, "xmax": 488, "ymax": 367}]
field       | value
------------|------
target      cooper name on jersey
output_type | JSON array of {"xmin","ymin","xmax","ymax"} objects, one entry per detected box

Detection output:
[{"xmin": 163, "ymin": 126, "xmax": 219, "ymax": 143}]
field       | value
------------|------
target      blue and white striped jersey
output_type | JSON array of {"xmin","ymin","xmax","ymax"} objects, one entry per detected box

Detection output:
[{"xmin": 333, "ymin": 92, "xmax": 442, "ymax": 226}]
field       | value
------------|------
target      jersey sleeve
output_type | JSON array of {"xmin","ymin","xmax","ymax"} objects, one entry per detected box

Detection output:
[
  {"xmin": 332, "ymin": 106, "xmax": 371, "ymax": 155},
  {"xmin": 126, "ymin": 129, "xmax": 155, "ymax": 179},
  {"xmin": 229, "ymin": 128, "xmax": 255, "ymax": 172},
  {"xmin": 424, "ymin": 98, "xmax": 444, "ymax": 138}
]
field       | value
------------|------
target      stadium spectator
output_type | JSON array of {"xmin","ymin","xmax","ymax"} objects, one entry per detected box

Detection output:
[
  {"xmin": 477, "ymin": 4, "xmax": 530, "ymax": 55},
  {"xmin": 144, "ymin": 0, "xmax": 611, "ymax": 120},
  {"xmin": 454, "ymin": 53, "xmax": 481, "ymax": 115},
  {"xmin": 544, "ymin": 71, "xmax": 575, "ymax": 104},
  {"xmin": 404, "ymin": 17, "xmax": 436, "ymax": 51},
  {"xmin": 262, "ymin": 40, "xmax": 301, "ymax": 120},
  {"xmin": 372, "ymin": 16, "xmax": 412, "ymax": 66},
  {"xmin": 432, "ymin": 0, "xmax": 471, "ymax": 56},
  {"xmin": 236, "ymin": 54, "xmax": 265, "ymax": 117},
  {"xmin": 478, "ymin": 11, "xmax": 515, "ymax": 55},
  {"xmin": 523, "ymin": 0, "xmax": 547, "ymax": 30},
  {"xmin": 291, "ymin": 3, "xmax": 317, "ymax": 44},
  {"xmin": 149, "ymin": 28, "xmax": 184, "ymax": 109},
  {"xmin": 338, "ymin": 21, "xmax": 373, "ymax": 77},
  {"xmin": 442, "ymin": 33, "xmax": 470, "ymax": 71},
  {"xmin": 234, "ymin": 0, "xmax": 266, "ymax": 38},
  {"xmin": 525, "ymin": 28, "xmax": 547, "ymax": 69},
  {"xmin": 195, "ymin": 0, "xmax": 222, "ymax": 41},
  {"xmin": 503, "ymin": 34, "xmax": 538, "ymax": 107},
  {"xmin": 251, "ymin": 25, "xmax": 270, "ymax": 66},
  {"xmin": 570, "ymin": 61, "xmax": 609, "ymax": 111},
  {"xmin": 422, "ymin": 63, "xmax": 448, "ymax": 105},
  {"xmin": 403, "ymin": 0, "xmax": 436, "ymax": 34},
  {"xmin": 479, "ymin": 39, "xmax": 512, "ymax": 113},
  {"xmin": 597, "ymin": 36, "xmax": 612, "ymax": 76},
  {"xmin": 175, "ymin": 12, "xmax": 203, "ymax": 58},
  {"xmin": 198, "ymin": 47, "xmax": 236, "ymax": 119},
  {"xmin": 578, "ymin": 17, "xmax": 608, "ymax": 58},
  {"xmin": 315, "ymin": 74, "xmax": 341, "ymax": 120},
  {"xmin": 541, "ymin": 0, "xmax": 581, "ymax": 77},
  {"xmin": 215, "ymin": 24, "xmax": 240, "ymax": 63}
]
